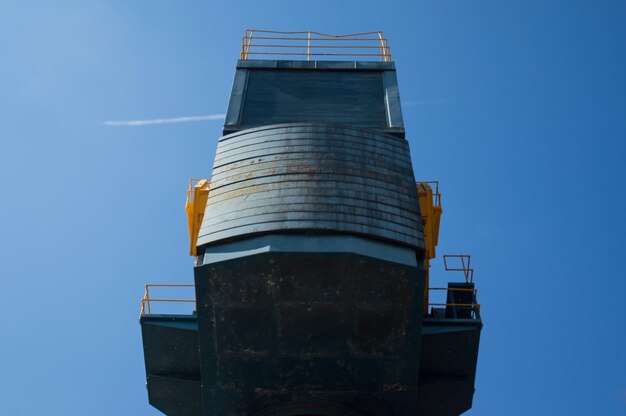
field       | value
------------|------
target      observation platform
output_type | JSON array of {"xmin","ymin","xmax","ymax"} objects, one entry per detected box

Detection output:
[{"xmin": 140, "ymin": 261, "xmax": 481, "ymax": 416}]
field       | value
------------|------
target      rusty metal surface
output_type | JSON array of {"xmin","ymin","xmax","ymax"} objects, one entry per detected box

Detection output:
[
  {"xmin": 194, "ymin": 251, "xmax": 424, "ymax": 415},
  {"xmin": 197, "ymin": 123, "xmax": 423, "ymax": 250}
]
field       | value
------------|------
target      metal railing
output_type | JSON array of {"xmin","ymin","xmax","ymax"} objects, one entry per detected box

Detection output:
[
  {"xmin": 443, "ymin": 254, "xmax": 474, "ymax": 283},
  {"xmin": 186, "ymin": 178, "xmax": 204, "ymax": 204},
  {"xmin": 241, "ymin": 29, "xmax": 392, "ymax": 62},
  {"xmin": 140, "ymin": 284, "xmax": 480, "ymax": 319},
  {"xmin": 417, "ymin": 180, "xmax": 441, "ymax": 207},
  {"xmin": 140, "ymin": 284, "xmax": 195, "ymax": 316},
  {"xmin": 427, "ymin": 287, "xmax": 481, "ymax": 319}
]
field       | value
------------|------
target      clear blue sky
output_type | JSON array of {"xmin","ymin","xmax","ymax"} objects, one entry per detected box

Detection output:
[{"xmin": 1, "ymin": 1, "xmax": 625, "ymax": 415}]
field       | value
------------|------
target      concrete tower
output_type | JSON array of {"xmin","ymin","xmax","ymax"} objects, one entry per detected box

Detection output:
[{"xmin": 140, "ymin": 31, "xmax": 482, "ymax": 416}]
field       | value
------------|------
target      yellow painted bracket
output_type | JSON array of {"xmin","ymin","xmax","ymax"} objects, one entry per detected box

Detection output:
[
  {"xmin": 185, "ymin": 178, "xmax": 210, "ymax": 256},
  {"xmin": 417, "ymin": 181, "xmax": 443, "ymax": 314},
  {"xmin": 417, "ymin": 181, "xmax": 442, "ymax": 261}
]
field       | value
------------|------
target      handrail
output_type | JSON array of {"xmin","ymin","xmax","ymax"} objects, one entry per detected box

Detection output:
[
  {"xmin": 427, "ymin": 287, "xmax": 481, "ymax": 319},
  {"xmin": 443, "ymin": 254, "xmax": 474, "ymax": 283},
  {"xmin": 418, "ymin": 181, "xmax": 440, "ymax": 207},
  {"xmin": 140, "ymin": 284, "xmax": 195, "ymax": 316},
  {"xmin": 428, "ymin": 303, "xmax": 481, "ymax": 312},
  {"xmin": 141, "ymin": 284, "xmax": 480, "ymax": 319},
  {"xmin": 428, "ymin": 287, "xmax": 476, "ymax": 292},
  {"xmin": 241, "ymin": 29, "xmax": 392, "ymax": 62},
  {"xmin": 186, "ymin": 178, "xmax": 203, "ymax": 206}
]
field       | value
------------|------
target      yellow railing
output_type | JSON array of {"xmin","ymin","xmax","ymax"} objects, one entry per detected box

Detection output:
[
  {"xmin": 241, "ymin": 29, "xmax": 392, "ymax": 62},
  {"xmin": 140, "ymin": 284, "xmax": 195, "ymax": 316},
  {"xmin": 427, "ymin": 287, "xmax": 481, "ymax": 319},
  {"xmin": 140, "ymin": 285, "xmax": 480, "ymax": 319}
]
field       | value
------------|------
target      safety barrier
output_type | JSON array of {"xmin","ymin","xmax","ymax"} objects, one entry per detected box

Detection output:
[
  {"xmin": 140, "ymin": 284, "xmax": 195, "ymax": 316},
  {"xmin": 140, "ymin": 284, "xmax": 480, "ymax": 319},
  {"xmin": 241, "ymin": 29, "xmax": 392, "ymax": 62},
  {"xmin": 427, "ymin": 287, "xmax": 481, "ymax": 319},
  {"xmin": 443, "ymin": 254, "xmax": 474, "ymax": 283}
]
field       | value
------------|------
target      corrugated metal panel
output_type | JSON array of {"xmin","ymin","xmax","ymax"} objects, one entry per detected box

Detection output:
[
  {"xmin": 198, "ymin": 124, "xmax": 423, "ymax": 249},
  {"xmin": 223, "ymin": 61, "xmax": 405, "ymax": 137},
  {"xmin": 241, "ymin": 70, "xmax": 386, "ymax": 127}
]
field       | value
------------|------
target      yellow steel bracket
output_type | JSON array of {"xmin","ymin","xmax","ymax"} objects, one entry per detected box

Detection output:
[
  {"xmin": 417, "ymin": 181, "xmax": 443, "ymax": 314},
  {"xmin": 417, "ymin": 181, "xmax": 442, "ymax": 261},
  {"xmin": 185, "ymin": 178, "xmax": 210, "ymax": 256}
]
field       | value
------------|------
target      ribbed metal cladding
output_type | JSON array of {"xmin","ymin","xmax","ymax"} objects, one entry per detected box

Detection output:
[{"xmin": 197, "ymin": 123, "xmax": 424, "ymax": 250}]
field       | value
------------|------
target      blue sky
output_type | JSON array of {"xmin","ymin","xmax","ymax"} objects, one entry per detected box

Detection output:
[{"xmin": 1, "ymin": 1, "xmax": 625, "ymax": 415}]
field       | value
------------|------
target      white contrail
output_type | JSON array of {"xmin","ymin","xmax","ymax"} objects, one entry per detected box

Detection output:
[
  {"xmin": 103, "ymin": 114, "xmax": 226, "ymax": 126},
  {"xmin": 402, "ymin": 99, "xmax": 457, "ymax": 107},
  {"xmin": 402, "ymin": 100, "xmax": 427, "ymax": 106}
]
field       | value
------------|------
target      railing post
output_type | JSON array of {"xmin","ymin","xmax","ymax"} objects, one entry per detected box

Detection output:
[
  {"xmin": 242, "ymin": 30, "xmax": 254, "ymax": 60},
  {"xmin": 146, "ymin": 285, "xmax": 151, "ymax": 315},
  {"xmin": 377, "ymin": 31, "xmax": 385, "ymax": 62},
  {"xmin": 307, "ymin": 31, "xmax": 311, "ymax": 61},
  {"xmin": 473, "ymin": 290, "xmax": 478, "ymax": 318}
]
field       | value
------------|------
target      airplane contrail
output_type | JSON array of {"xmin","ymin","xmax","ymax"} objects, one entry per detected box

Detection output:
[
  {"xmin": 402, "ymin": 99, "xmax": 458, "ymax": 107},
  {"xmin": 103, "ymin": 114, "xmax": 226, "ymax": 126}
]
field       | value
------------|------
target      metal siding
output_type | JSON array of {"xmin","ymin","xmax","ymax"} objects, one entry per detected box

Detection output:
[
  {"xmin": 241, "ymin": 70, "xmax": 387, "ymax": 128},
  {"xmin": 224, "ymin": 69, "xmax": 248, "ymax": 128},
  {"xmin": 198, "ymin": 124, "xmax": 423, "ymax": 249},
  {"xmin": 382, "ymin": 70, "xmax": 404, "ymax": 128},
  {"xmin": 199, "ymin": 235, "xmax": 418, "ymax": 267}
]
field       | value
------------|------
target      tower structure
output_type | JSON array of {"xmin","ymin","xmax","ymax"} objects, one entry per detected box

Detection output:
[{"xmin": 140, "ymin": 30, "xmax": 482, "ymax": 416}]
